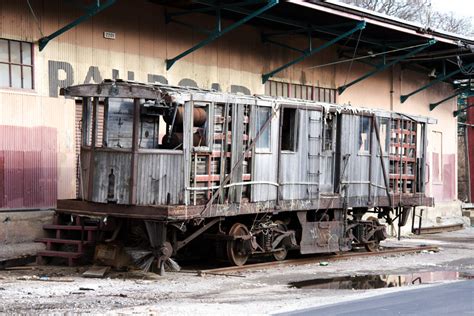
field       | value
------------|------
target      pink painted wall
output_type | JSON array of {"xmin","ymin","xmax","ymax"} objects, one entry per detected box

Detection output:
[{"xmin": 0, "ymin": 126, "xmax": 57, "ymax": 210}]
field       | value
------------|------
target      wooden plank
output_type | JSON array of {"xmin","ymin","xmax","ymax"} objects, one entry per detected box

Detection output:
[{"xmin": 129, "ymin": 98, "xmax": 140, "ymax": 205}]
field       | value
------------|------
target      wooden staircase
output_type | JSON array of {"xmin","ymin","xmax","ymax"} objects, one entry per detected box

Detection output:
[{"xmin": 36, "ymin": 213, "xmax": 100, "ymax": 266}]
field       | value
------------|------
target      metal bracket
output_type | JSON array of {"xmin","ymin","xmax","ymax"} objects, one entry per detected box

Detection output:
[
  {"xmin": 262, "ymin": 21, "xmax": 366, "ymax": 84},
  {"xmin": 338, "ymin": 39, "xmax": 437, "ymax": 95},
  {"xmin": 166, "ymin": 0, "xmax": 279, "ymax": 70},
  {"xmin": 401, "ymin": 61, "xmax": 474, "ymax": 103},
  {"xmin": 453, "ymin": 101, "xmax": 474, "ymax": 117},
  {"xmin": 39, "ymin": 0, "xmax": 116, "ymax": 51},
  {"xmin": 176, "ymin": 217, "xmax": 222, "ymax": 251},
  {"xmin": 430, "ymin": 88, "xmax": 471, "ymax": 111}
]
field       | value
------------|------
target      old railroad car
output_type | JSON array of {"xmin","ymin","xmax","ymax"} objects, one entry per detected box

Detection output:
[{"xmin": 54, "ymin": 80, "xmax": 434, "ymax": 269}]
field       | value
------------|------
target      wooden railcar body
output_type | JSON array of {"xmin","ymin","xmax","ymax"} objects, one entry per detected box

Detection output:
[{"xmin": 59, "ymin": 81, "xmax": 434, "ymax": 267}]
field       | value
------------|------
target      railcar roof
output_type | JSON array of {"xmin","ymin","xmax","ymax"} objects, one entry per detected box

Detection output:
[{"xmin": 61, "ymin": 80, "xmax": 436, "ymax": 124}]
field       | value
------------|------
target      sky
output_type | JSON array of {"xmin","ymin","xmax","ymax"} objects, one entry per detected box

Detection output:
[{"xmin": 431, "ymin": 0, "xmax": 474, "ymax": 18}]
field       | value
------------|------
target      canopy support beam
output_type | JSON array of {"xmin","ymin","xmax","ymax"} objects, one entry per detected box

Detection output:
[
  {"xmin": 262, "ymin": 21, "xmax": 366, "ymax": 84},
  {"xmin": 39, "ymin": 0, "xmax": 116, "ymax": 51},
  {"xmin": 166, "ymin": 0, "xmax": 278, "ymax": 70},
  {"xmin": 338, "ymin": 39, "xmax": 437, "ymax": 95}
]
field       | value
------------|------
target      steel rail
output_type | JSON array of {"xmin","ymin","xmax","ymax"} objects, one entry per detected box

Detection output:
[{"xmin": 192, "ymin": 245, "xmax": 439, "ymax": 275}]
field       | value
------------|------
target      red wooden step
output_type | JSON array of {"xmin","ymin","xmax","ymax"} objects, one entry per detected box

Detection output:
[
  {"xmin": 37, "ymin": 250, "xmax": 83, "ymax": 258},
  {"xmin": 36, "ymin": 250, "xmax": 84, "ymax": 266},
  {"xmin": 43, "ymin": 224, "xmax": 99, "ymax": 231},
  {"xmin": 35, "ymin": 238, "xmax": 91, "ymax": 245}
]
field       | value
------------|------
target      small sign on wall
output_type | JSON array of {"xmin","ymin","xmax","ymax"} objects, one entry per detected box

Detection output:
[{"xmin": 103, "ymin": 32, "xmax": 116, "ymax": 40}]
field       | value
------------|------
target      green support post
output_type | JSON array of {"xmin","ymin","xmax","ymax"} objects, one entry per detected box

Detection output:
[
  {"xmin": 166, "ymin": 0, "xmax": 279, "ymax": 70},
  {"xmin": 39, "ymin": 0, "xmax": 116, "ymax": 51},
  {"xmin": 262, "ymin": 21, "xmax": 366, "ymax": 84},
  {"xmin": 338, "ymin": 39, "xmax": 437, "ymax": 95}
]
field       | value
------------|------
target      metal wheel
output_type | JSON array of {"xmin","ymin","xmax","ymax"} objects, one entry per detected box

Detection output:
[
  {"xmin": 226, "ymin": 223, "xmax": 250, "ymax": 266},
  {"xmin": 364, "ymin": 241, "xmax": 380, "ymax": 252},
  {"xmin": 273, "ymin": 220, "xmax": 288, "ymax": 261},
  {"xmin": 364, "ymin": 216, "xmax": 381, "ymax": 252}
]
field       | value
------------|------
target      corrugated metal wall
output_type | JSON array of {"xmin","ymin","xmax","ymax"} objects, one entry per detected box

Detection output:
[{"xmin": 0, "ymin": 125, "xmax": 57, "ymax": 210}]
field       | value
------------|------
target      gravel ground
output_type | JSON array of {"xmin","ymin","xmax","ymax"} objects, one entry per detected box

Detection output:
[{"xmin": 1, "ymin": 227, "xmax": 473, "ymax": 315}]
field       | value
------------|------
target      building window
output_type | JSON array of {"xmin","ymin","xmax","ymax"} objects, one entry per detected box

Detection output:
[
  {"xmin": 358, "ymin": 116, "xmax": 371, "ymax": 153},
  {"xmin": 265, "ymin": 80, "xmax": 337, "ymax": 103},
  {"xmin": 0, "ymin": 39, "xmax": 34, "ymax": 89},
  {"xmin": 281, "ymin": 108, "xmax": 298, "ymax": 151},
  {"xmin": 255, "ymin": 106, "xmax": 272, "ymax": 151}
]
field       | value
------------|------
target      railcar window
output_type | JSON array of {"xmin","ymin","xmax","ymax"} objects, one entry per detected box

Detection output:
[
  {"xmin": 281, "ymin": 108, "xmax": 298, "ymax": 152},
  {"xmin": 358, "ymin": 116, "xmax": 371, "ymax": 153},
  {"xmin": 104, "ymin": 98, "xmax": 183, "ymax": 150},
  {"xmin": 378, "ymin": 118, "xmax": 390, "ymax": 154},
  {"xmin": 255, "ymin": 107, "xmax": 272, "ymax": 151},
  {"xmin": 324, "ymin": 114, "xmax": 334, "ymax": 151}
]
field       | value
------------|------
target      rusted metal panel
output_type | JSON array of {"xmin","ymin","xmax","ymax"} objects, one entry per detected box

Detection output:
[
  {"xmin": 280, "ymin": 108, "xmax": 324, "ymax": 201},
  {"xmin": 136, "ymin": 152, "xmax": 185, "ymax": 205},
  {"xmin": 338, "ymin": 114, "xmax": 371, "ymax": 204},
  {"xmin": 251, "ymin": 107, "xmax": 279, "ymax": 202},
  {"xmin": 91, "ymin": 150, "xmax": 132, "ymax": 204},
  {"xmin": 0, "ymin": 125, "xmax": 57, "ymax": 210}
]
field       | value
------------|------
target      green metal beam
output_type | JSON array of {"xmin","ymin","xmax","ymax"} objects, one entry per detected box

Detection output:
[
  {"xmin": 166, "ymin": 0, "xmax": 278, "ymax": 70},
  {"xmin": 39, "ymin": 0, "xmax": 116, "ymax": 51},
  {"xmin": 338, "ymin": 39, "xmax": 437, "ymax": 95},
  {"xmin": 430, "ymin": 88, "xmax": 470, "ymax": 111},
  {"xmin": 262, "ymin": 21, "xmax": 366, "ymax": 84},
  {"xmin": 401, "ymin": 61, "xmax": 474, "ymax": 103},
  {"xmin": 454, "ymin": 104, "xmax": 474, "ymax": 117},
  {"xmin": 261, "ymin": 36, "xmax": 306, "ymax": 54}
]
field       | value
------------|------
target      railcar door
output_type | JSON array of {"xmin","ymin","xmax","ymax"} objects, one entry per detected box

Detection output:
[
  {"xmin": 278, "ymin": 107, "xmax": 331, "ymax": 200},
  {"xmin": 336, "ymin": 114, "xmax": 372, "ymax": 206}
]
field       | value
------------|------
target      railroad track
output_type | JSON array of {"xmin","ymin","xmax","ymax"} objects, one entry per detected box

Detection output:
[{"xmin": 183, "ymin": 245, "xmax": 439, "ymax": 277}]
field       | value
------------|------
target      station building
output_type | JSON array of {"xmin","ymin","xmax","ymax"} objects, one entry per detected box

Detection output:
[{"xmin": 0, "ymin": 0, "xmax": 472, "ymax": 258}]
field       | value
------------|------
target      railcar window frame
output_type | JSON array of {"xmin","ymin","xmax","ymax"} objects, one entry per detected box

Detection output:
[
  {"xmin": 254, "ymin": 105, "xmax": 272, "ymax": 153},
  {"xmin": 377, "ymin": 117, "xmax": 390, "ymax": 156},
  {"xmin": 358, "ymin": 115, "xmax": 372, "ymax": 155},
  {"xmin": 280, "ymin": 107, "xmax": 299, "ymax": 153},
  {"xmin": 323, "ymin": 112, "xmax": 336, "ymax": 152}
]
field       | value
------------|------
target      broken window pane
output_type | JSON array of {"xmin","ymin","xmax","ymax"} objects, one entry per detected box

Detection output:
[
  {"xmin": 281, "ymin": 108, "xmax": 298, "ymax": 151},
  {"xmin": 324, "ymin": 113, "xmax": 335, "ymax": 151}
]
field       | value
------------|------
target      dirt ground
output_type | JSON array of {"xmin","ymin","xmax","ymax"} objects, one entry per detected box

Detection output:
[{"xmin": 1, "ymin": 227, "xmax": 473, "ymax": 315}]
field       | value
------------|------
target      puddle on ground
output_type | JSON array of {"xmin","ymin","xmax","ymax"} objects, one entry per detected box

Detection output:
[{"xmin": 290, "ymin": 271, "xmax": 474, "ymax": 290}]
